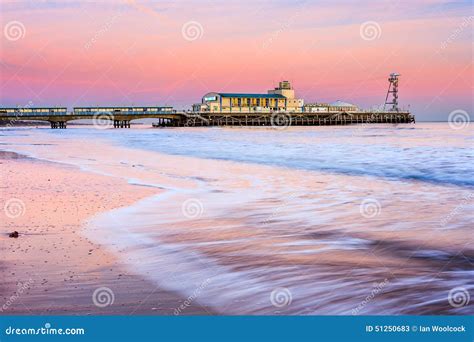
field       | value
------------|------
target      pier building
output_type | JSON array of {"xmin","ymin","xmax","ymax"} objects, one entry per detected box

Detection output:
[
  {"xmin": 74, "ymin": 106, "xmax": 174, "ymax": 114},
  {"xmin": 304, "ymin": 101, "xmax": 359, "ymax": 113},
  {"xmin": 195, "ymin": 81, "xmax": 304, "ymax": 113},
  {"xmin": 0, "ymin": 107, "xmax": 67, "ymax": 115}
]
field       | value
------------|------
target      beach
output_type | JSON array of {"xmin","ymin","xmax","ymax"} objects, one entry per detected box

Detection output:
[
  {"xmin": 0, "ymin": 150, "xmax": 212, "ymax": 315},
  {"xmin": 0, "ymin": 124, "xmax": 473, "ymax": 315}
]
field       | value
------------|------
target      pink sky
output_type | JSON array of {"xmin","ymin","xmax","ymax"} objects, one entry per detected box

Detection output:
[{"xmin": 0, "ymin": 0, "xmax": 472, "ymax": 120}]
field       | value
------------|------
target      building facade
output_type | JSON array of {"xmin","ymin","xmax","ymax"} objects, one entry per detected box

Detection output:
[
  {"xmin": 304, "ymin": 100, "xmax": 359, "ymax": 113},
  {"xmin": 0, "ymin": 107, "xmax": 67, "ymax": 116},
  {"xmin": 74, "ymin": 107, "xmax": 174, "ymax": 114},
  {"xmin": 195, "ymin": 81, "xmax": 304, "ymax": 113}
]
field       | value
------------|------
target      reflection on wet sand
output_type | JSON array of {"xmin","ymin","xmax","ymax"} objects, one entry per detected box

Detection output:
[
  {"xmin": 85, "ymin": 145, "xmax": 472, "ymax": 315},
  {"xmin": 1, "ymin": 125, "xmax": 473, "ymax": 315}
]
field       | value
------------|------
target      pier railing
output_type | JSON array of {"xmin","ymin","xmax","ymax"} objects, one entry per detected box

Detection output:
[{"xmin": 1, "ymin": 110, "xmax": 414, "ymax": 129}]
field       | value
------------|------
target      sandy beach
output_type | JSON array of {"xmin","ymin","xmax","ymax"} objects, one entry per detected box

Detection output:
[
  {"xmin": 0, "ymin": 125, "xmax": 472, "ymax": 315},
  {"xmin": 0, "ymin": 150, "xmax": 212, "ymax": 315}
]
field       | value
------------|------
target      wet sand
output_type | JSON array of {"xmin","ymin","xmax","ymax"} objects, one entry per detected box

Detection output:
[
  {"xmin": 0, "ymin": 151, "xmax": 212, "ymax": 315},
  {"xmin": 1, "ymin": 126, "xmax": 472, "ymax": 315}
]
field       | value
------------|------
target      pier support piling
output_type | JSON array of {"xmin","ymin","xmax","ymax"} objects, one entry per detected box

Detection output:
[{"xmin": 50, "ymin": 121, "xmax": 67, "ymax": 129}]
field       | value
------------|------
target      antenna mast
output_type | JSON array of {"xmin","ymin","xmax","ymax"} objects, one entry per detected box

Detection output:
[{"xmin": 384, "ymin": 72, "xmax": 400, "ymax": 112}]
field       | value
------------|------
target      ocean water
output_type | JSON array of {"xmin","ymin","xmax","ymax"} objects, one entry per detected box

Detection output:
[
  {"xmin": 46, "ymin": 123, "xmax": 474, "ymax": 187},
  {"xmin": 1, "ymin": 123, "xmax": 473, "ymax": 315}
]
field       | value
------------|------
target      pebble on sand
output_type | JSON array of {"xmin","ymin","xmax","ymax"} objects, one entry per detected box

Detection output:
[{"xmin": 9, "ymin": 231, "xmax": 19, "ymax": 238}]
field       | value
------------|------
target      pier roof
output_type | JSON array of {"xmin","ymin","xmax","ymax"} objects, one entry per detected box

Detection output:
[
  {"xmin": 218, "ymin": 93, "xmax": 286, "ymax": 99},
  {"xmin": 329, "ymin": 100, "xmax": 356, "ymax": 107}
]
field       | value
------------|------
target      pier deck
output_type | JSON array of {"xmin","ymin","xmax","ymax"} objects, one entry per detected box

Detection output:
[
  {"xmin": 158, "ymin": 111, "xmax": 415, "ymax": 127},
  {"xmin": 1, "ymin": 111, "xmax": 414, "ymax": 129}
]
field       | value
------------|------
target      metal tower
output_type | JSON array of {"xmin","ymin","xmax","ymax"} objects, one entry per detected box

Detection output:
[{"xmin": 384, "ymin": 73, "xmax": 400, "ymax": 111}]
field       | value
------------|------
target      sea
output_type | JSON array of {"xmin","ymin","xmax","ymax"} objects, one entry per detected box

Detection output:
[{"xmin": 1, "ymin": 122, "xmax": 473, "ymax": 315}]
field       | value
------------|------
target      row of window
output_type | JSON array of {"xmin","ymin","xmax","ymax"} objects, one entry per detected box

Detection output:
[
  {"xmin": 230, "ymin": 99, "xmax": 284, "ymax": 106},
  {"xmin": 0, "ymin": 108, "xmax": 66, "ymax": 113},
  {"xmin": 74, "ymin": 107, "xmax": 173, "ymax": 112},
  {"xmin": 0, "ymin": 108, "xmax": 174, "ymax": 115}
]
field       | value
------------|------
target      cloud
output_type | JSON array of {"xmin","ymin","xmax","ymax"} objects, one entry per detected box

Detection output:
[{"xmin": 0, "ymin": 0, "xmax": 84, "ymax": 12}]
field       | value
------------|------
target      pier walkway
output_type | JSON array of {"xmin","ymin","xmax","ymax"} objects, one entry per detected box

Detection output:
[{"xmin": 1, "ymin": 109, "xmax": 415, "ymax": 129}]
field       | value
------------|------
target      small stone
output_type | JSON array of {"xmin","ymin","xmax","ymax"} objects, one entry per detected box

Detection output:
[{"xmin": 9, "ymin": 231, "xmax": 19, "ymax": 238}]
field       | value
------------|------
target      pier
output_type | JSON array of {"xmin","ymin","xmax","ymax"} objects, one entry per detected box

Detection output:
[
  {"xmin": 0, "ymin": 107, "xmax": 181, "ymax": 129},
  {"xmin": 0, "ymin": 75, "xmax": 415, "ymax": 129},
  {"xmin": 174, "ymin": 111, "xmax": 414, "ymax": 127},
  {"xmin": 0, "ymin": 109, "xmax": 414, "ymax": 129}
]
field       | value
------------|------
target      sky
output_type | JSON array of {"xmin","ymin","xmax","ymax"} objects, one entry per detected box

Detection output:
[{"xmin": 0, "ymin": 0, "xmax": 472, "ymax": 121}]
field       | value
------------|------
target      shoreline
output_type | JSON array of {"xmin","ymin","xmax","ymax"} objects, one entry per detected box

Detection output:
[
  {"xmin": 0, "ymin": 150, "xmax": 213, "ymax": 315},
  {"xmin": 1, "ymin": 127, "xmax": 472, "ymax": 315}
]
